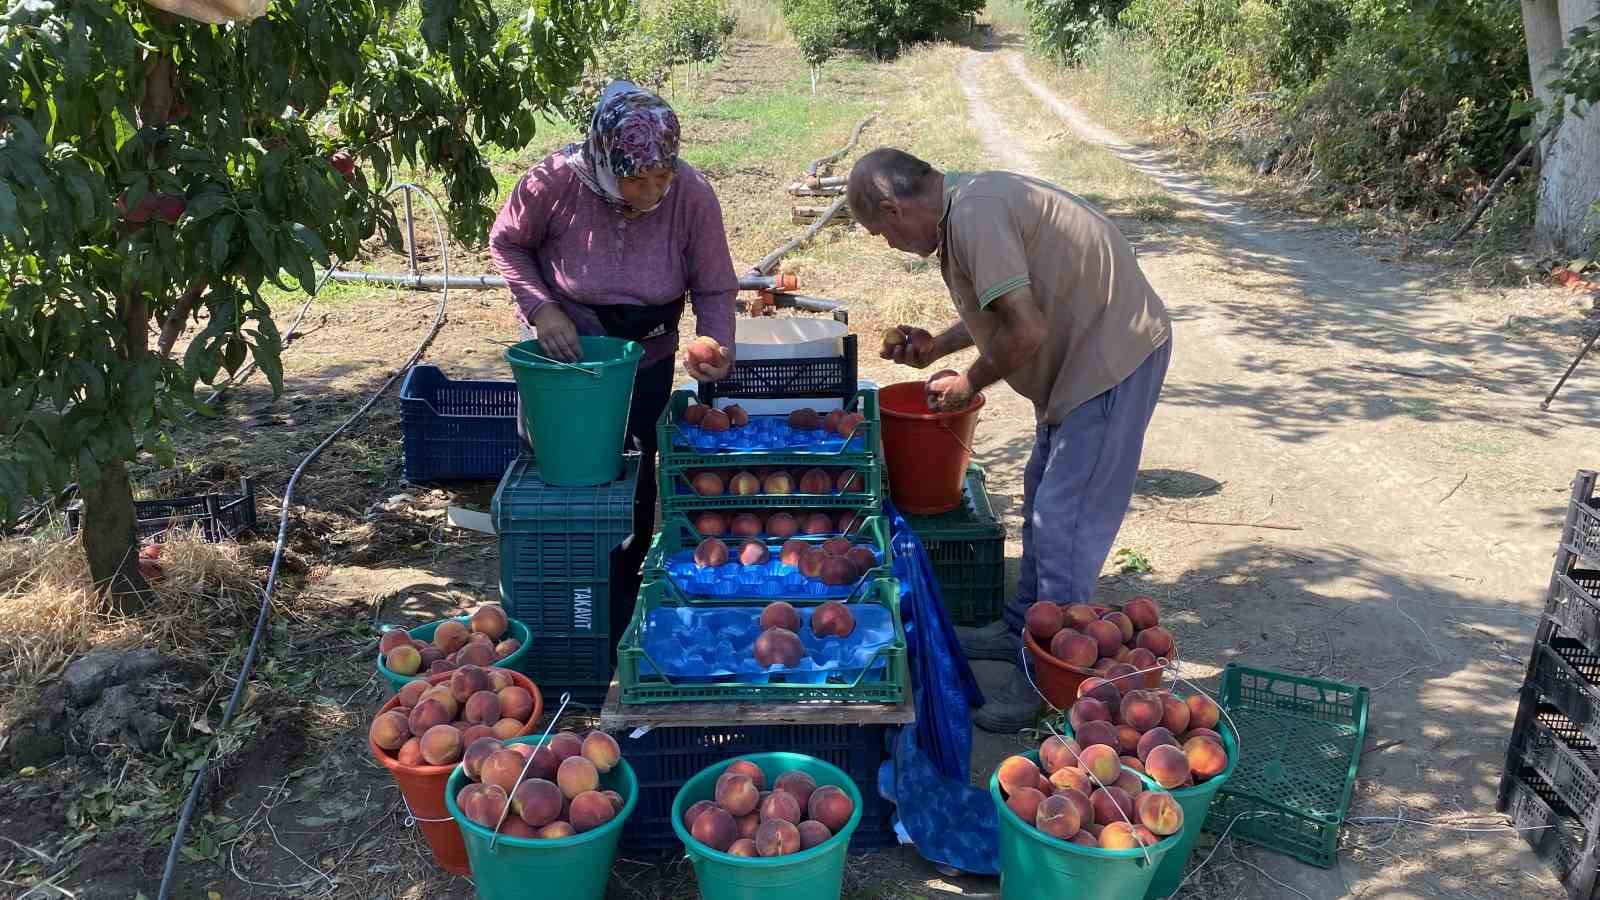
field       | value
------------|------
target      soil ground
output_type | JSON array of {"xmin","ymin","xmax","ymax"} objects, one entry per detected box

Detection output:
[{"xmin": 5, "ymin": 27, "xmax": 1600, "ymax": 900}]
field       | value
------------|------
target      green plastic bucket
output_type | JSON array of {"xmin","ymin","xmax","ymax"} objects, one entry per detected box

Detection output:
[
  {"xmin": 1058, "ymin": 704, "xmax": 1240, "ymax": 898},
  {"xmin": 670, "ymin": 752, "xmax": 862, "ymax": 900},
  {"xmin": 375, "ymin": 615, "xmax": 532, "ymax": 695},
  {"xmin": 990, "ymin": 751, "xmax": 1180, "ymax": 900},
  {"xmin": 445, "ymin": 734, "xmax": 638, "ymax": 900},
  {"xmin": 505, "ymin": 336, "xmax": 642, "ymax": 487}
]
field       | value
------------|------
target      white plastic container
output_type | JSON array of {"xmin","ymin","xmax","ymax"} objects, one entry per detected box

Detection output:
[{"xmin": 710, "ymin": 318, "xmax": 853, "ymax": 416}]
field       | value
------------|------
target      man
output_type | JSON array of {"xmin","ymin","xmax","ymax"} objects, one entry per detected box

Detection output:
[{"xmin": 847, "ymin": 148, "xmax": 1172, "ymax": 733}]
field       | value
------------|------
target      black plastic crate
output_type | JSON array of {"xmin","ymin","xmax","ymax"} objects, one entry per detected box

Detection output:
[
  {"xmin": 1500, "ymin": 766, "xmax": 1600, "ymax": 900},
  {"xmin": 1547, "ymin": 567, "xmax": 1600, "ymax": 658},
  {"xmin": 1507, "ymin": 702, "xmax": 1600, "ymax": 820},
  {"xmin": 905, "ymin": 465, "xmax": 1007, "ymax": 626},
  {"xmin": 1531, "ymin": 636, "xmax": 1600, "ymax": 752},
  {"xmin": 66, "ymin": 479, "xmax": 257, "ymax": 542},
  {"xmin": 399, "ymin": 365, "xmax": 520, "ymax": 482},
  {"xmin": 696, "ymin": 335, "xmax": 858, "ymax": 403},
  {"xmin": 611, "ymin": 722, "xmax": 896, "ymax": 852},
  {"xmin": 1570, "ymin": 470, "xmax": 1600, "ymax": 568}
]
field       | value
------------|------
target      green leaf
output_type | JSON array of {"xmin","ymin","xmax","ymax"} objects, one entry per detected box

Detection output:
[
  {"xmin": 210, "ymin": 215, "xmax": 236, "ymax": 272},
  {"xmin": 184, "ymin": 192, "xmax": 230, "ymax": 225}
]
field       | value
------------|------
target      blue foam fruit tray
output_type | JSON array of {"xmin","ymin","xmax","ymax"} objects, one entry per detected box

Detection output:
[
  {"xmin": 637, "ymin": 605, "xmax": 894, "ymax": 684},
  {"xmin": 668, "ymin": 416, "xmax": 867, "ymax": 453},
  {"xmin": 663, "ymin": 546, "xmax": 884, "ymax": 599}
]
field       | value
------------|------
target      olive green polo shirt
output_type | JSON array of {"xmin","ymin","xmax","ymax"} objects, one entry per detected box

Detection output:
[{"xmin": 937, "ymin": 171, "xmax": 1171, "ymax": 425}]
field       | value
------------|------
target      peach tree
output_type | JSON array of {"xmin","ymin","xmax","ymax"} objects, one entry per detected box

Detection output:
[{"xmin": 0, "ymin": 0, "xmax": 618, "ymax": 608}]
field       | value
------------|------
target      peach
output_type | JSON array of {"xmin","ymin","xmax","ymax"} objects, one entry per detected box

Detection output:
[
  {"xmin": 512, "ymin": 778, "xmax": 564, "ymax": 827},
  {"xmin": 694, "ymin": 538, "xmax": 729, "ymax": 568},
  {"xmin": 464, "ymin": 691, "xmax": 501, "ymax": 726},
  {"xmin": 557, "ymin": 755, "xmax": 600, "ymax": 799},
  {"xmin": 1049, "ymin": 766, "xmax": 1093, "ymax": 796},
  {"xmin": 457, "ymin": 783, "xmax": 509, "ymax": 829},
  {"xmin": 498, "ymin": 686, "xmax": 535, "ymax": 723},
  {"xmin": 569, "ymin": 791, "xmax": 616, "ymax": 833},
  {"xmin": 397, "ymin": 679, "xmax": 430, "ymax": 707},
  {"xmin": 1035, "ymin": 793, "xmax": 1081, "ymax": 840},
  {"xmin": 726, "ymin": 760, "xmax": 767, "ymax": 791},
  {"xmin": 1075, "ymin": 721, "xmax": 1119, "ymax": 752},
  {"xmin": 582, "ymin": 731, "xmax": 621, "ymax": 773},
  {"xmin": 760, "ymin": 602, "xmax": 802, "ymax": 633},
  {"xmin": 683, "ymin": 799, "xmax": 719, "ymax": 830},
  {"xmin": 762, "ymin": 472, "xmax": 795, "ymax": 495},
  {"xmin": 1026, "ymin": 601, "xmax": 1065, "ymax": 642},
  {"xmin": 1121, "ymin": 755, "xmax": 1145, "ymax": 773},
  {"xmin": 1124, "ymin": 596, "xmax": 1160, "ymax": 630},
  {"xmin": 420, "ymin": 646, "xmax": 445, "ymax": 669},
  {"xmin": 756, "ymin": 819, "xmax": 801, "ymax": 857},
  {"xmin": 1137, "ymin": 727, "xmax": 1179, "ymax": 763},
  {"xmin": 700, "ymin": 409, "xmax": 731, "ymax": 432},
  {"xmin": 1069, "ymin": 697, "xmax": 1110, "ymax": 731},
  {"xmin": 397, "ymin": 737, "xmax": 426, "ymax": 766},
  {"xmin": 716, "ymin": 773, "xmax": 760, "ymax": 817},
  {"xmin": 1114, "ymin": 645, "xmax": 1133, "ymax": 663},
  {"xmin": 1116, "ymin": 725, "xmax": 1143, "ymax": 756},
  {"xmin": 810, "ymin": 601, "xmax": 855, "ymax": 638},
  {"xmin": 434, "ymin": 620, "xmax": 471, "ymax": 654},
  {"xmin": 1063, "ymin": 603, "xmax": 1099, "ymax": 629},
  {"xmin": 818, "ymin": 556, "xmax": 859, "ymax": 586},
  {"xmin": 1186, "ymin": 694, "xmax": 1221, "ymax": 731},
  {"xmin": 836, "ymin": 510, "xmax": 859, "ymax": 533},
  {"xmin": 1037, "ymin": 774, "xmax": 1055, "ymax": 796},
  {"xmin": 1128, "ymin": 648, "xmax": 1163, "ymax": 689},
  {"xmin": 694, "ymin": 512, "xmax": 728, "ymax": 536},
  {"xmin": 603, "ymin": 790, "xmax": 624, "ymax": 812},
  {"xmin": 692, "ymin": 471, "xmax": 725, "ymax": 496},
  {"xmin": 427, "ymin": 660, "xmax": 454, "ymax": 677},
  {"xmin": 1114, "ymin": 769, "xmax": 1144, "ymax": 798},
  {"xmin": 735, "ymin": 812, "xmax": 760, "ymax": 840},
  {"xmin": 1136, "ymin": 791, "xmax": 1184, "ymax": 836},
  {"xmin": 823, "ymin": 409, "xmax": 845, "ymax": 434},
  {"xmin": 798, "ymin": 820, "xmax": 832, "ymax": 850},
  {"xmin": 451, "ymin": 665, "xmax": 490, "ymax": 701},
  {"xmin": 1121, "ymin": 690, "xmax": 1165, "ymax": 732},
  {"xmin": 760, "ymin": 789, "xmax": 802, "ymax": 825},
  {"xmin": 767, "ymin": 512, "xmax": 799, "ymax": 537},
  {"xmin": 1059, "ymin": 786, "xmax": 1095, "ymax": 827},
  {"xmin": 1144, "ymin": 744, "xmax": 1191, "ymax": 789},
  {"xmin": 754, "ymin": 627, "xmax": 804, "ymax": 668},
  {"xmin": 492, "ymin": 717, "xmax": 523, "ymax": 740},
  {"xmin": 1006, "ymin": 786, "xmax": 1046, "ymax": 824},
  {"xmin": 774, "ymin": 771, "xmax": 816, "ymax": 810},
  {"xmin": 1092, "ymin": 786, "xmax": 1133, "ymax": 826},
  {"xmin": 835, "ymin": 412, "xmax": 864, "ymax": 437},
  {"xmin": 1184, "ymin": 736, "xmax": 1229, "ymax": 780},
  {"xmin": 1102, "ymin": 611, "xmax": 1135, "ymax": 643},
  {"xmin": 1078, "ymin": 744, "xmax": 1121, "ymax": 786},
  {"xmin": 739, "ymin": 541, "xmax": 771, "ymax": 566},
  {"xmin": 1159, "ymin": 693, "xmax": 1190, "ymax": 734},
  {"xmin": 459, "ymin": 643, "xmax": 496, "ymax": 667},
  {"xmin": 730, "ymin": 513, "xmax": 764, "ymax": 538},
  {"xmin": 469, "ymin": 631, "xmax": 493, "ymax": 647},
  {"xmin": 1040, "ymin": 735, "xmax": 1080, "ymax": 774},
  {"xmin": 1134, "ymin": 824, "xmax": 1161, "ymax": 847},
  {"xmin": 471, "ymin": 605, "xmax": 509, "ymax": 640},
  {"xmin": 836, "ymin": 469, "xmax": 862, "ymax": 493},
  {"xmin": 800, "ymin": 513, "xmax": 833, "ymax": 535},
  {"xmin": 1085, "ymin": 620, "xmax": 1124, "ymax": 658},
  {"xmin": 1185, "ymin": 727, "xmax": 1222, "ymax": 744},
  {"xmin": 683, "ymin": 404, "xmax": 708, "ymax": 426},
  {"xmin": 725, "ymin": 405, "xmax": 750, "ymax": 427},
  {"xmin": 421, "ymin": 685, "xmax": 459, "ymax": 719},
  {"xmin": 407, "ymin": 699, "xmax": 452, "ymax": 737},
  {"xmin": 481, "ymin": 748, "xmax": 528, "ymax": 793},
  {"xmin": 1070, "ymin": 832, "xmax": 1099, "ymax": 847},
  {"xmin": 495, "ymin": 639, "xmax": 521, "ymax": 659},
  {"xmin": 686, "ymin": 336, "xmax": 725, "ymax": 369},
  {"xmin": 820, "ymin": 537, "xmax": 852, "ymax": 557},
  {"xmin": 501, "ymin": 818, "xmax": 538, "ymax": 839},
  {"xmin": 787, "ymin": 408, "xmax": 821, "ymax": 430},
  {"xmin": 481, "ymin": 668, "xmax": 512, "ymax": 692},
  {"xmin": 369, "ymin": 710, "xmax": 411, "ymax": 751},
  {"xmin": 464, "ymin": 736, "xmax": 502, "ymax": 780},
  {"xmin": 385, "ymin": 645, "xmax": 422, "ymax": 675},
  {"xmin": 379, "ymin": 629, "xmax": 413, "ymax": 655},
  {"xmin": 997, "ymin": 756, "xmax": 1042, "ymax": 796},
  {"xmin": 807, "ymin": 785, "xmax": 854, "ymax": 833},
  {"xmin": 727, "ymin": 838, "xmax": 759, "ymax": 857},
  {"xmin": 845, "ymin": 546, "xmax": 878, "ymax": 573},
  {"xmin": 1136, "ymin": 626, "xmax": 1175, "ymax": 657},
  {"xmin": 779, "ymin": 540, "xmax": 808, "ymax": 567},
  {"xmin": 730, "ymin": 471, "xmax": 761, "ymax": 496},
  {"xmin": 1099, "ymin": 821, "xmax": 1147, "ymax": 850},
  {"xmin": 1051, "ymin": 630, "xmax": 1099, "ymax": 668},
  {"xmin": 794, "ymin": 468, "xmax": 829, "ymax": 495},
  {"xmin": 1104, "ymin": 663, "xmax": 1142, "ymax": 695}
]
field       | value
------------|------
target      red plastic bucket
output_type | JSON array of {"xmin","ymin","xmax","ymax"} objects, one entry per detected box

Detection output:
[
  {"xmin": 878, "ymin": 381, "xmax": 985, "ymax": 515},
  {"xmin": 369, "ymin": 669, "xmax": 544, "ymax": 874}
]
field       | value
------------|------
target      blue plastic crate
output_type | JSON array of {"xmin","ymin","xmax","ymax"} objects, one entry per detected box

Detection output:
[
  {"xmin": 399, "ymin": 366, "xmax": 520, "ymax": 482},
  {"xmin": 612, "ymin": 722, "xmax": 897, "ymax": 852},
  {"xmin": 492, "ymin": 455, "xmax": 638, "ymax": 696}
]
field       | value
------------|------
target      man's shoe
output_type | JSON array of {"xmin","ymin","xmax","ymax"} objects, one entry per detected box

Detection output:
[
  {"xmin": 956, "ymin": 619, "xmax": 1021, "ymax": 662},
  {"xmin": 973, "ymin": 666, "xmax": 1044, "ymax": 734}
]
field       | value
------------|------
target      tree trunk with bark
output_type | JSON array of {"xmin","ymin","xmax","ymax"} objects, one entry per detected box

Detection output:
[
  {"xmin": 1525, "ymin": 0, "xmax": 1600, "ymax": 254},
  {"xmin": 79, "ymin": 456, "xmax": 151, "ymax": 614}
]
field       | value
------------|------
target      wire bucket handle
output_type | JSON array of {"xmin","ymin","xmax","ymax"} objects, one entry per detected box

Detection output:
[{"xmin": 494, "ymin": 339, "xmax": 602, "ymax": 378}]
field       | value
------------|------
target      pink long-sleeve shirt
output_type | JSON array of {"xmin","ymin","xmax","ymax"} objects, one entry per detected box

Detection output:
[{"xmin": 488, "ymin": 151, "xmax": 739, "ymax": 368}]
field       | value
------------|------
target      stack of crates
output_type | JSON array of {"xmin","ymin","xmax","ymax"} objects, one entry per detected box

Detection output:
[
  {"xmin": 1499, "ymin": 469, "xmax": 1600, "ymax": 900},
  {"xmin": 492, "ymin": 455, "xmax": 638, "ymax": 709},
  {"xmin": 902, "ymin": 464, "xmax": 1007, "ymax": 626}
]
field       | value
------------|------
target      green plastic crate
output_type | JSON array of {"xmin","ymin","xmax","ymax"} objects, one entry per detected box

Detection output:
[
  {"xmin": 617, "ymin": 577, "xmax": 909, "ymax": 705},
  {"xmin": 1205, "ymin": 664, "xmax": 1370, "ymax": 868},
  {"xmin": 904, "ymin": 464, "xmax": 1006, "ymax": 626},
  {"xmin": 659, "ymin": 454, "xmax": 884, "ymax": 513},
  {"xmin": 657, "ymin": 388, "xmax": 881, "ymax": 472},
  {"xmin": 642, "ymin": 512, "xmax": 893, "ymax": 604}
]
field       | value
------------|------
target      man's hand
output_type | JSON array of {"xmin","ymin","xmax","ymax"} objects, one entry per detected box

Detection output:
[
  {"xmin": 531, "ymin": 304, "xmax": 580, "ymax": 362},
  {"xmin": 880, "ymin": 325, "xmax": 940, "ymax": 369},
  {"xmin": 925, "ymin": 370, "xmax": 976, "ymax": 412}
]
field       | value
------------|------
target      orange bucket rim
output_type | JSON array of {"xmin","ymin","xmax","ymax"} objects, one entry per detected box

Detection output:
[
  {"xmin": 878, "ymin": 380, "xmax": 987, "ymax": 422},
  {"xmin": 370, "ymin": 669, "xmax": 545, "ymax": 777},
  {"xmin": 1023, "ymin": 630, "xmax": 1099, "ymax": 677}
]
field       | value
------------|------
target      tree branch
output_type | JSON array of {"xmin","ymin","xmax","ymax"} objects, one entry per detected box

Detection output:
[
  {"xmin": 157, "ymin": 278, "xmax": 209, "ymax": 359},
  {"xmin": 1447, "ymin": 120, "xmax": 1559, "ymax": 244}
]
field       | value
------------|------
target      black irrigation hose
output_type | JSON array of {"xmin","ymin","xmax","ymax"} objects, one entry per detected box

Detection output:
[{"xmin": 155, "ymin": 184, "xmax": 451, "ymax": 899}]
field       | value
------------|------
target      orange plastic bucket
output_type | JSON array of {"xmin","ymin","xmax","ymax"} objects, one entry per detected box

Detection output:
[
  {"xmin": 369, "ymin": 669, "xmax": 544, "ymax": 874},
  {"xmin": 1023, "ymin": 631, "xmax": 1098, "ymax": 711},
  {"xmin": 878, "ymin": 381, "xmax": 986, "ymax": 515}
]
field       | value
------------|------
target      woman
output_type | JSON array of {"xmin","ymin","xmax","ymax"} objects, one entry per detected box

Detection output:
[{"xmin": 490, "ymin": 81, "xmax": 738, "ymax": 648}]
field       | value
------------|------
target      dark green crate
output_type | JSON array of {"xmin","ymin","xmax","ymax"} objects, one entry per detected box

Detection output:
[
  {"xmin": 905, "ymin": 464, "xmax": 1007, "ymax": 626},
  {"xmin": 642, "ymin": 512, "xmax": 893, "ymax": 604},
  {"xmin": 659, "ymin": 454, "xmax": 884, "ymax": 512},
  {"xmin": 617, "ymin": 577, "xmax": 909, "ymax": 705},
  {"xmin": 1205, "ymin": 664, "xmax": 1369, "ymax": 868},
  {"xmin": 657, "ymin": 388, "xmax": 881, "ymax": 472}
]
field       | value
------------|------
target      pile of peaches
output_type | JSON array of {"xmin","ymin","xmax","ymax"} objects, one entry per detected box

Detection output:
[
  {"xmin": 681, "ymin": 759, "xmax": 855, "ymax": 858},
  {"xmin": 380, "ymin": 604, "xmax": 518, "ymax": 677}
]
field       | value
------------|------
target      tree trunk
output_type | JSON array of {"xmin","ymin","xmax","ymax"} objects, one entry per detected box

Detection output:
[
  {"xmin": 1529, "ymin": 0, "xmax": 1600, "ymax": 254},
  {"xmin": 80, "ymin": 456, "xmax": 152, "ymax": 614}
]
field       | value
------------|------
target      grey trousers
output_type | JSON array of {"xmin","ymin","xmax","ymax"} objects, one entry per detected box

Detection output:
[{"xmin": 1003, "ymin": 339, "xmax": 1172, "ymax": 634}]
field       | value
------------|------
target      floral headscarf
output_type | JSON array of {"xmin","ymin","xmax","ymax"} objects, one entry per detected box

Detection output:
[{"xmin": 565, "ymin": 81, "xmax": 681, "ymax": 212}]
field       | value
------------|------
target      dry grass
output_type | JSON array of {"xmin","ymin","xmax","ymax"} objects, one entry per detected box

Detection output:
[
  {"xmin": 728, "ymin": 0, "xmax": 787, "ymax": 43},
  {"xmin": 0, "ymin": 529, "xmax": 268, "ymax": 727}
]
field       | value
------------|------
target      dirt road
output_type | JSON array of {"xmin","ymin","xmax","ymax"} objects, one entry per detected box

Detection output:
[{"xmin": 924, "ymin": 45, "xmax": 1600, "ymax": 899}]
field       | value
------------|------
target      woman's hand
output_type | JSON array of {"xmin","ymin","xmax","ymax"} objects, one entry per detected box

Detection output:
[
  {"xmin": 684, "ymin": 337, "xmax": 734, "ymax": 383},
  {"xmin": 531, "ymin": 304, "xmax": 580, "ymax": 362}
]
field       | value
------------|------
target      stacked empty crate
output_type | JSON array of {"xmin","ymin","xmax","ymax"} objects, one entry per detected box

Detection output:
[
  {"xmin": 1499, "ymin": 469, "xmax": 1600, "ymax": 900},
  {"xmin": 903, "ymin": 464, "xmax": 1007, "ymax": 626},
  {"xmin": 607, "ymin": 337, "xmax": 906, "ymax": 851}
]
